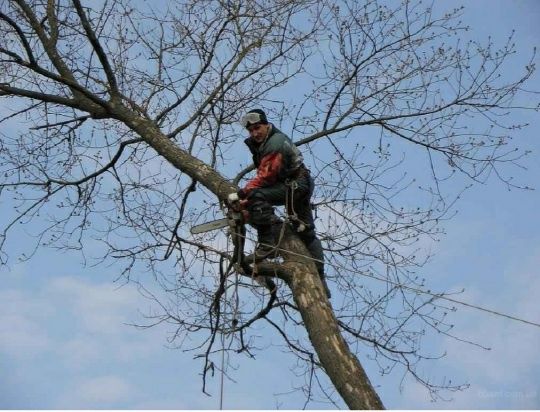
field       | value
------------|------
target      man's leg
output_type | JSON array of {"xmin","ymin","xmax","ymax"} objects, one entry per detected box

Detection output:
[
  {"xmin": 296, "ymin": 228, "xmax": 330, "ymax": 298},
  {"xmin": 246, "ymin": 182, "xmax": 331, "ymax": 297},
  {"xmin": 245, "ymin": 189, "xmax": 284, "ymax": 260},
  {"xmin": 291, "ymin": 176, "xmax": 330, "ymax": 298}
]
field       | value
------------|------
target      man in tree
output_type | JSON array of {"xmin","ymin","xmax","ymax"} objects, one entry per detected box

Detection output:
[
  {"xmin": 1, "ymin": 0, "xmax": 537, "ymax": 407},
  {"xmin": 234, "ymin": 109, "xmax": 331, "ymax": 297}
]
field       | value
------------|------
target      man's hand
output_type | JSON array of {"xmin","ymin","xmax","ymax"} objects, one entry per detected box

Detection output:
[
  {"xmin": 228, "ymin": 192, "xmax": 240, "ymax": 204},
  {"xmin": 228, "ymin": 192, "xmax": 244, "ymax": 212}
]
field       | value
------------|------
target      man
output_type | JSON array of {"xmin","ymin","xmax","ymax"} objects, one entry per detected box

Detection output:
[{"xmin": 233, "ymin": 109, "xmax": 330, "ymax": 298}]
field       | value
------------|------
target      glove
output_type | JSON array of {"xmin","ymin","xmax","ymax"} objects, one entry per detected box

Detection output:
[{"xmin": 228, "ymin": 192, "xmax": 240, "ymax": 204}]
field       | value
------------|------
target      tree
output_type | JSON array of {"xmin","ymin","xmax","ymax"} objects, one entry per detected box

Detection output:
[{"xmin": 0, "ymin": 0, "xmax": 536, "ymax": 408}]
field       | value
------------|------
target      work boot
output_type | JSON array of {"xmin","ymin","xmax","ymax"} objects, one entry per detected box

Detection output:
[
  {"xmin": 246, "ymin": 225, "xmax": 276, "ymax": 262},
  {"xmin": 252, "ymin": 243, "xmax": 275, "ymax": 260}
]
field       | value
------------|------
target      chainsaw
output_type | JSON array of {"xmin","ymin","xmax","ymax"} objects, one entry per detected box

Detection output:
[
  {"xmin": 190, "ymin": 193, "xmax": 244, "ymax": 235},
  {"xmin": 190, "ymin": 193, "xmax": 277, "ymax": 293},
  {"xmin": 190, "ymin": 217, "xmax": 231, "ymax": 234}
]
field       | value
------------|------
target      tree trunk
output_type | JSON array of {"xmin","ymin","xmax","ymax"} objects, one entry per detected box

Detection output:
[
  {"xmin": 280, "ymin": 235, "xmax": 385, "ymax": 410},
  {"xmin": 121, "ymin": 110, "xmax": 384, "ymax": 409}
]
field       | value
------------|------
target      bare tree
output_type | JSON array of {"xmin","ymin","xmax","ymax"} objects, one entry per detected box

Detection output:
[{"xmin": 0, "ymin": 0, "xmax": 536, "ymax": 408}]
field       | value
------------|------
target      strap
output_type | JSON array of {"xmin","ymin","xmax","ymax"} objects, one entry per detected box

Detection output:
[{"xmin": 285, "ymin": 178, "xmax": 307, "ymax": 232}]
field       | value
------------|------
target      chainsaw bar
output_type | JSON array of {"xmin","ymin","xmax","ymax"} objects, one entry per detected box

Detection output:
[{"xmin": 190, "ymin": 218, "xmax": 230, "ymax": 234}]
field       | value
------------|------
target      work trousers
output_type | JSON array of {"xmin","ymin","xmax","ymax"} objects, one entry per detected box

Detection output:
[{"xmin": 246, "ymin": 174, "xmax": 325, "ymax": 276}]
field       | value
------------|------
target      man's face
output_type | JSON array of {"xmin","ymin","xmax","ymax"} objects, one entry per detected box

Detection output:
[{"xmin": 247, "ymin": 123, "xmax": 270, "ymax": 143}]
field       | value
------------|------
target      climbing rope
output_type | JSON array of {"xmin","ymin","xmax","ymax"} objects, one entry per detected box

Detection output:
[{"xmin": 233, "ymin": 230, "xmax": 540, "ymax": 329}]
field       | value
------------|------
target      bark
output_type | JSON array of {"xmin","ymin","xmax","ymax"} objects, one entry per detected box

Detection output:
[
  {"xmin": 114, "ymin": 105, "xmax": 384, "ymax": 409},
  {"xmin": 280, "ymin": 234, "xmax": 385, "ymax": 410}
]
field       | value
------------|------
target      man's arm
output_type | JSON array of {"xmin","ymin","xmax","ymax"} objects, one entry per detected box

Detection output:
[{"xmin": 239, "ymin": 152, "xmax": 283, "ymax": 197}]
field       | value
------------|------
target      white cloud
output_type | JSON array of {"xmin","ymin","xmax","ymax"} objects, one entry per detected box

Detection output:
[
  {"xmin": 0, "ymin": 313, "xmax": 52, "ymax": 358},
  {"xmin": 0, "ymin": 272, "xmax": 176, "ymax": 408},
  {"xmin": 0, "ymin": 273, "xmax": 158, "ymax": 367},
  {"xmin": 399, "ymin": 247, "xmax": 540, "ymax": 409},
  {"xmin": 45, "ymin": 276, "xmax": 141, "ymax": 335},
  {"xmin": 0, "ymin": 289, "xmax": 54, "ymax": 358},
  {"xmin": 41, "ymin": 276, "xmax": 161, "ymax": 370},
  {"xmin": 69, "ymin": 375, "xmax": 134, "ymax": 406},
  {"xmin": 59, "ymin": 337, "xmax": 102, "ymax": 369}
]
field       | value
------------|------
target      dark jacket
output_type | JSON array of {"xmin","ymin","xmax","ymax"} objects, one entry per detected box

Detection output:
[{"xmin": 242, "ymin": 125, "xmax": 305, "ymax": 194}]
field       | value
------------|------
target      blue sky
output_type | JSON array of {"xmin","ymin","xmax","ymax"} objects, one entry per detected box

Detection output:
[{"xmin": 1, "ymin": 0, "xmax": 539, "ymax": 409}]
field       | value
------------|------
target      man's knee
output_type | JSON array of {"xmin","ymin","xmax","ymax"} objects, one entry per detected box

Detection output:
[
  {"xmin": 247, "ymin": 198, "xmax": 275, "ymax": 226},
  {"xmin": 247, "ymin": 189, "xmax": 266, "ymax": 202}
]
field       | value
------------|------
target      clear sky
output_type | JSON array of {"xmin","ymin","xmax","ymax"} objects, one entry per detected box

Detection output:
[{"xmin": 1, "ymin": 0, "xmax": 539, "ymax": 409}]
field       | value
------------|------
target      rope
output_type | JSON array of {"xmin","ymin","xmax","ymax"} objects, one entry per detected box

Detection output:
[
  {"xmin": 201, "ymin": 191, "xmax": 537, "ymax": 409},
  {"xmin": 218, "ymin": 224, "xmax": 229, "ymax": 410},
  {"xmin": 217, "ymin": 200, "xmax": 231, "ymax": 410},
  {"xmin": 232, "ymin": 231, "xmax": 540, "ymax": 329},
  {"xmin": 285, "ymin": 178, "xmax": 308, "ymax": 232},
  {"xmin": 219, "ymin": 286, "xmax": 226, "ymax": 410},
  {"xmin": 217, "ymin": 200, "xmax": 249, "ymax": 409}
]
